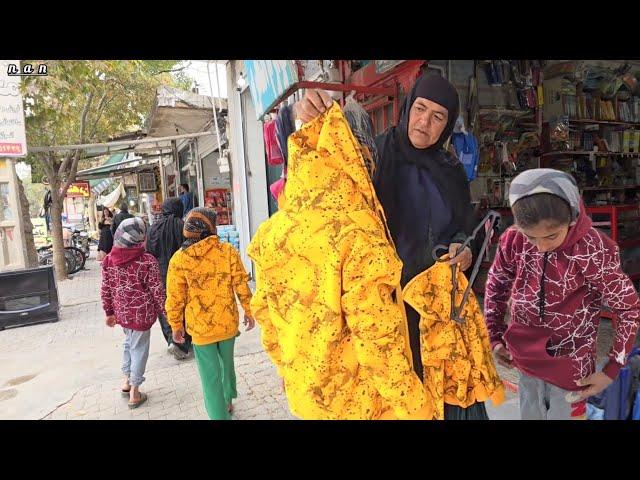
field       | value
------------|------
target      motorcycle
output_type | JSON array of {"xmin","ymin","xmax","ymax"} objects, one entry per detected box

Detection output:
[
  {"xmin": 68, "ymin": 227, "xmax": 90, "ymax": 258},
  {"xmin": 37, "ymin": 245, "xmax": 81, "ymax": 275}
]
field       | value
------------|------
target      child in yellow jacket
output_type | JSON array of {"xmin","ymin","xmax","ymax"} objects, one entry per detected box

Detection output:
[{"xmin": 165, "ymin": 208, "xmax": 255, "ymax": 420}]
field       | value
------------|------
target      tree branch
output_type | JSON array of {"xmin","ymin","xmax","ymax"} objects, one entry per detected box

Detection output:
[
  {"xmin": 58, "ymin": 92, "xmax": 93, "ymax": 177},
  {"xmin": 61, "ymin": 149, "xmax": 82, "ymax": 195},
  {"xmin": 79, "ymin": 91, "xmax": 94, "ymax": 142},
  {"xmin": 152, "ymin": 62, "xmax": 190, "ymax": 75},
  {"xmin": 88, "ymin": 92, "xmax": 108, "ymax": 140}
]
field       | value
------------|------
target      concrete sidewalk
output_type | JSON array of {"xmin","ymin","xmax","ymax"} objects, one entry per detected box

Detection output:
[{"xmin": 0, "ymin": 255, "xmax": 293, "ymax": 420}]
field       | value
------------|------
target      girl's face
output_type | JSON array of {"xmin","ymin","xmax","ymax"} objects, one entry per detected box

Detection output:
[{"xmin": 516, "ymin": 219, "xmax": 572, "ymax": 253}]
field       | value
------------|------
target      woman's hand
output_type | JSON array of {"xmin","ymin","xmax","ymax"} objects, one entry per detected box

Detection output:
[
  {"xmin": 294, "ymin": 90, "xmax": 333, "ymax": 123},
  {"xmin": 448, "ymin": 243, "xmax": 473, "ymax": 271}
]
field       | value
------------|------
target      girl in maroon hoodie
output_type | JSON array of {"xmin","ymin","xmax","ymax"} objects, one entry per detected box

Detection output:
[
  {"xmin": 485, "ymin": 169, "xmax": 640, "ymax": 420},
  {"xmin": 101, "ymin": 217, "xmax": 166, "ymax": 409}
]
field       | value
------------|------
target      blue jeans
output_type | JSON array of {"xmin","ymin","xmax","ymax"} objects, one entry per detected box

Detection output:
[{"xmin": 121, "ymin": 328, "xmax": 151, "ymax": 387}]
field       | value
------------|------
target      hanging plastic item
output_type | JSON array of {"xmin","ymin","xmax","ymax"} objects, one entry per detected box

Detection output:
[
  {"xmin": 451, "ymin": 115, "xmax": 479, "ymax": 182},
  {"xmin": 263, "ymin": 119, "xmax": 284, "ymax": 166},
  {"xmin": 269, "ymin": 168, "xmax": 287, "ymax": 207},
  {"xmin": 588, "ymin": 347, "xmax": 640, "ymax": 420},
  {"xmin": 632, "ymin": 389, "xmax": 640, "ymax": 420}
]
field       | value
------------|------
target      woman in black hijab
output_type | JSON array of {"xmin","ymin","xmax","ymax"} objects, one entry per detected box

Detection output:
[
  {"xmin": 146, "ymin": 197, "xmax": 192, "ymax": 359},
  {"xmin": 293, "ymin": 74, "xmax": 486, "ymax": 419}
]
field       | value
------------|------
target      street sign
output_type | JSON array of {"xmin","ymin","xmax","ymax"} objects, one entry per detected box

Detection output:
[
  {"xmin": 0, "ymin": 60, "xmax": 28, "ymax": 157},
  {"xmin": 66, "ymin": 181, "xmax": 90, "ymax": 198},
  {"xmin": 243, "ymin": 60, "xmax": 299, "ymax": 120}
]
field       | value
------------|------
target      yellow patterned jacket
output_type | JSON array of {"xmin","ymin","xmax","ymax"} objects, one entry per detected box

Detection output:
[
  {"xmin": 403, "ymin": 260, "xmax": 505, "ymax": 419},
  {"xmin": 165, "ymin": 235, "xmax": 252, "ymax": 346},
  {"xmin": 247, "ymin": 103, "xmax": 432, "ymax": 420}
]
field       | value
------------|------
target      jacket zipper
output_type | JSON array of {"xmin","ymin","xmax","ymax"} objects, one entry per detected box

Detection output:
[{"xmin": 539, "ymin": 252, "xmax": 549, "ymax": 320}]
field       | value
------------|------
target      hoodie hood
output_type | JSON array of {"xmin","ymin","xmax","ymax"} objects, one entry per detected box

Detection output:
[
  {"xmin": 108, "ymin": 245, "xmax": 145, "ymax": 266},
  {"xmin": 283, "ymin": 102, "xmax": 377, "ymax": 213},
  {"xmin": 555, "ymin": 201, "xmax": 593, "ymax": 251},
  {"xmin": 181, "ymin": 234, "xmax": 220, "ymax": 259}
]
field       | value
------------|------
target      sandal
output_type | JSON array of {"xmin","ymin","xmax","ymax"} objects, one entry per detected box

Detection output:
[
  {"xmin": 128, "ymin": 392, "xmax": 148, "ymax": 409},
  {"xmin": 228, "ymin": 402, "xmax": 234, "ymax": 414},
  {"xmin": 121, "ymin": 387, "xmax": 131, "ymax": 397}
]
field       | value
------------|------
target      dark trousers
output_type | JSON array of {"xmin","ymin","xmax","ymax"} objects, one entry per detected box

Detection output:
[
  {"xmin": 158, "ymin": 314, "xmax": 192, "ymax": 354},
  {"xmin": 158, "ymin": 271, "xmax": 191, "ymax": 354}
]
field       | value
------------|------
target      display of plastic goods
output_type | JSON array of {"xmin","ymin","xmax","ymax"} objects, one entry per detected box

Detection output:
[{"xmin": 633, "ymin": 390, "xmax": 640, "ymax": 420}]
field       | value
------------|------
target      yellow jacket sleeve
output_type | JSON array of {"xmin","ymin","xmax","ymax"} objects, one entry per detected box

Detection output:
[
  {"xmin": 230, "ymin": 249, "xmax": 252, "ymax": 316},
  {"xmin": 165, "ymin": 253, "xmax": 188, "ymax": 332},
  {"xmin": 341, "ymin": 233, "xmax": 432, "ymax": 420}
]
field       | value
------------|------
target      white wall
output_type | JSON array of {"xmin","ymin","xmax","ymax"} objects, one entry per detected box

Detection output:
[
  {"xmin": 201, "ymin": 150, "xmax": 230, "ymax": 190},
  {"xmin": 227, "ymin": 61, "xmax": 253, "ymax": 274},
  {"xmin": 240, "ymin": 88, "xmax": 269, "ymax": 239},
  {"xmin": 225, "ymin": 60, "xmax": 271, "ymax": 277}
]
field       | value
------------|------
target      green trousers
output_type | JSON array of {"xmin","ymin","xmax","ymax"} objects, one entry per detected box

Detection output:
[{"xmin": 193, "ymin": 337, "xmax": 237, "ymax": 420}]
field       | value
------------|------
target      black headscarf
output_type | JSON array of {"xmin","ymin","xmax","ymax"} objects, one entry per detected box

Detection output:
[
  {"xmin": 146, "ymin": 197, "xmax": 185, "ymax": 283},
  {"xmin": 181, "ymin": 207, "xmax": 217, "ymax": 250},
  {"xmin": 373, "ymin": 73, "xmax": 477, "ymax": 285}
]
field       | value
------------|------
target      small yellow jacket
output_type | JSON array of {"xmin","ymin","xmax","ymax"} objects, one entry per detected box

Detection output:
[
  {"xmin": 247, "ymin": 103, "xmax": 431, "ymax": 420},
  {"xmin": 165, "ymin": 235, "xmax": 252, "ymax": 346},
  {"xmin": 403, "ymin": 260, "xmax": 505, "ymax": 419}
]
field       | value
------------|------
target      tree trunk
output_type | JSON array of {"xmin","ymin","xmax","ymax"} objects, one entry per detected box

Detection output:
[
  {"xmin": 88, "ymin": 195, "xmax": 97, "ymax": 234},
  {"xmin": 16, "ymin": 176, "xmax": 38, "ymax": 268},
  {"xmin": 49, "ymin": 188, "xmax": 68, "ymax": 281}
]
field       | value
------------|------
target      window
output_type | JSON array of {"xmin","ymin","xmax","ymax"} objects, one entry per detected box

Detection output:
[{"xmin": 0, "ymin": 183, "xmax": 12, "ymax": 222}]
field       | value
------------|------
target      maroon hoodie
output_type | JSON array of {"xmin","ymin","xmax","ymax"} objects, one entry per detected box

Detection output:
[
  {"xmin": 484, "ymin": 203, "xmax": 640, "ymax": 391},
  {"xmin": 101, "ymin": 245, "xmax": 166, "ymax": 331}
]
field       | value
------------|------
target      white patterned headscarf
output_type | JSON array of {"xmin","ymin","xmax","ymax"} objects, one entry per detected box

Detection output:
[
  {"xmin": 114, "ymin": 217, "xmax": 147, "ymax": 248},
  {"xmin": 509, "ymin": 168, "xmax": 581, "ymax": 220}
]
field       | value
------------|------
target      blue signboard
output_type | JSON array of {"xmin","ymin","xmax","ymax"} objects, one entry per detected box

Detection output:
[{"xmin": 243, "ymin": 60, "xmax": 299, "ymax": 120}]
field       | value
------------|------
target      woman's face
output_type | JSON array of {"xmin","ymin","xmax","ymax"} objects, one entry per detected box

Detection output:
[{"xmin": 407, "ymin": 97, "xmax": 448, "ymax": 149}]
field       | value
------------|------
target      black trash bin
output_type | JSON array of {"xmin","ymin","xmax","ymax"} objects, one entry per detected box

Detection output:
[{"xmin": 0, "ymin": 266, "xmax": 59, "ymax": 330}]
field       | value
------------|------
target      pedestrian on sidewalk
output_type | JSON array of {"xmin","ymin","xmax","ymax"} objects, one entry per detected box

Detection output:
[
  {"xmin": 165, "ymin": 208, "xmax": 255, "ymax": 420},
  {"xmin": 484, "ymin": 169, "xmax": 640, "ymax": 420},
  {"xmin": 97, "ymin": 217, "xmax": 114, "ymax": 262},
  {"xmin": 101, "ymin": 217, "xmax": 166, "ymax": 409},
  {"xmin": 146, "ymin": 197, "xmax": 192, "ymax": 360},
  {"xmin": 111, "ymin": 201, "xmax": 134, "ymax": 234},
  {"xmin": 102, "ymin": 206, "xmax": 114, "ymax": 223},
  {"xmin": 179, "ymin": 183, "xmax": 195, "ymax": 217}
]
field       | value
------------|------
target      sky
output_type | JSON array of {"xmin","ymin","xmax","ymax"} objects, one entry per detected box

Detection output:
[{"xmin": 183, "ymin": 61, "xmax": 227, "ymax": 98}]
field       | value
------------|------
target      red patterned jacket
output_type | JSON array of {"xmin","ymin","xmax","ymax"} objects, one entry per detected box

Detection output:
[
  {"xmin": 484, "ymin": 203, "xmax": 640, "ymax": 391},
  {"xmin": 101, "ymin": 245, "xmax": 166, "ymax": 331}
]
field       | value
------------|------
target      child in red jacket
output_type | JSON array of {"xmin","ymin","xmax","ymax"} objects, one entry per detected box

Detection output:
[
  {"xmin": 101, "ymin": 217, "xmax": 166, "ymax": 409},
  {"xmin": 485, "ymin": 169, "xmax": 640, "ymax": 420}
]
